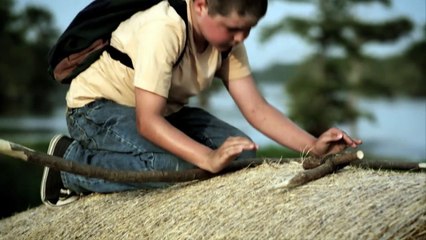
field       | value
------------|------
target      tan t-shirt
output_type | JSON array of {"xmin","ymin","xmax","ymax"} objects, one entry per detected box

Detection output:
[{"xmin": 66, "ymin": 0, "xmax": 252, "ymax": 115}]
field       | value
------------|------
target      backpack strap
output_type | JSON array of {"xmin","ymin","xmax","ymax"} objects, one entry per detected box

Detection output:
[
  {"xmin": 106, "ymin": 45, "xmax": 134, "ymax": 68},
  {"xmin": 107, "ymin": 43, "xmax": 231, "ymax": 69},
  {"xmin": 106, "ymin": 0, "xmax": 188, "ymax": 69}
]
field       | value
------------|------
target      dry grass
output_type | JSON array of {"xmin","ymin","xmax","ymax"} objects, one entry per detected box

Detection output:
[{"xmin": 1, "ymin": 162, "xmax": 425, "ymax": 240}]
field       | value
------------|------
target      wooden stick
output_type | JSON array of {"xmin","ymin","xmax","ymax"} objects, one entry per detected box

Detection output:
[
  {"xmin": 2, "ymin": 139, "xmax": 422, "ymax": 184},
  {"xmin": 284, "ymin": 152, "xmax": 425, "ymax": 189},
  {"xmin": 302, "ymin": 151, "xmax": 426, "ymax": 171},
  {"xmin": 302, "ymin": 151, "xmax": 364, "ymax": 169},
  {"xmin": 351, "ymin": 158, "xmax": 426, "ymax": 171},
  {"xmin": 283, "ymin": 150, "xmax": 365, "ymax": 189},
  {"xmin": 0, "ymin": 139, "xmax": 301, "ymax": 183}
]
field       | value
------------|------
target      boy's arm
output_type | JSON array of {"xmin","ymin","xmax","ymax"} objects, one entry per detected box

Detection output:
[
  {"xmin": 134, "ymin": 87, "xmax": 257, "ymax": 173},
  {"xmin": 225, "ymin": 75, "xmax": 361, "ymax": 156}
]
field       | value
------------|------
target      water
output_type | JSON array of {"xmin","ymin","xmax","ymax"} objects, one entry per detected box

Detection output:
[
  {"xmin": 354, "ymin": 98, "xmax": 426, "ymax": 160},
  {"xmin": 0, "ymin": 108, "xmax": 68, "ymax": 143},
  {"xmin": 1, "ymin": 83, "xmax": 425, "ymax": 160}
]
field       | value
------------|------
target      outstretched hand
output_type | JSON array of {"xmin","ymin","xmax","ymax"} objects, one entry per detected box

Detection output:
[
  {"xmin": 311, "ymin": 128, "xmax": 362, "ymax": 157},
  {"xmin": 204, "ymin": 136, "xmax": 258, "ymax": 173}
]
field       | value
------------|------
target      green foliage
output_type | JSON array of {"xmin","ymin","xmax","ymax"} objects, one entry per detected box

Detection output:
[
  {"xmin": 0, "ymin": 141, "xmax": 48, "ymax": 219},
  {"xmin": 0, "ymin": 0, "xmax": 60, "ymax": 116},
  {"xmin": 252, "ymin": 62, "xmax": 298, "ymax": 82},
  {"xmin": 350, "ymin": 18, "xmax": 413, "ymax": 43},
  {"xmin": 0, "ymin": 156, "xmax": 43, "ymax": 219},
  {"xmin": 256, "ymin": 145, "xmax": 299, "ymax": 158},
  {"xmin": 360, "ymin": 56, "xmax": 425, "ymax": 98},
  {"xmin": 286, "ymin": 55, "xmax": 365, "ymax": 136},
  {"xmin": 402, "ymin": 24, "xmax": 426, "ymax": 96},
  {"xmin": 350, "ymin": 0, "xmax": 390, "ymax": 4},
  {"xmin": 359, "ymin": 24, "xmax": 425, "ymax": 98}
]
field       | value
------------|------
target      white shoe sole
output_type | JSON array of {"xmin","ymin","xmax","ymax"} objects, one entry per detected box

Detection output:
[{"xmin": 40, "ymin": 135, "xmax": 79, "ymax": 207}]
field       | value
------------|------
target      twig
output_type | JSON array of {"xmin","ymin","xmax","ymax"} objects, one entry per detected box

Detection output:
[
  {"xmin": 302, "ymin": 151, "xmax": 363, "ymax": 169},
  {"xmin": 283, "ymin": 151, "xmax": 365, "ymax": 189},
  {"xmin": 351, "ymin": 158, "xmax": 426, "ymax": 171}
]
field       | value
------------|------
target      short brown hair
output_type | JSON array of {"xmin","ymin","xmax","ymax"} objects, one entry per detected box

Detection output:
[{"xmin": 206, "ymin": 0, "xmax": 268, "ymax": 19}]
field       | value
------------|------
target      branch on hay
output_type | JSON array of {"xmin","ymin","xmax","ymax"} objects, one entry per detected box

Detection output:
[
  {"xmin": 302, "ymin": 151, "xmax": 364, "ymax": 169},
  {"xmin": 0, "ymin": 138, "xmax": 302, "ymax": 183},
  {"xmin": 28, "ymin": 153, "xmax": 303, "ymax": 183},
  {"xmin": 303, "ymin": 151, "xmax": 426, "ymax": 172},
  {"xmin": 280, "ymin": 151, "xmax": 365, "ymax": 189},
  {"xmin": 3, "ymin": 138, "xmax": 421, "ymax": 185},
  {"xmin": 350, "ymin": 158, "xmax": 426, "ymax": 172}
]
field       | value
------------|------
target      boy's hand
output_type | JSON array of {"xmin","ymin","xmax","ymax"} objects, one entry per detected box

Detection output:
[
  {"xmin": 311, "ymin": 128, "xmax": 362, "ymax": 157},
  {"xmin": 204, "ymin": 137, "xmax": 258, "ymax": 173}
]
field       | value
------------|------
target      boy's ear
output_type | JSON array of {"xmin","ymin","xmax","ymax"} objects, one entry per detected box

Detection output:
[{"xmin": 192, "ymin": 0, "xmax": 208, "ymax": 16}]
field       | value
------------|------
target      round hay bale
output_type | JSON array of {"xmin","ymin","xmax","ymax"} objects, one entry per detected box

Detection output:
[{"xmin": 0, "ymin": 162, "xmax": 425, "ymax": 240}]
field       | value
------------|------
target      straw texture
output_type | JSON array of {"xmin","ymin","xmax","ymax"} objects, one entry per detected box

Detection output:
[{"xmin": 1, "ymin": 162, "xmax": 425, "ymax": 240}]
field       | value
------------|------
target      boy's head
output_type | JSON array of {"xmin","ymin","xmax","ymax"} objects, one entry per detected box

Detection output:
[
  {"xmin": 192, "ymin": 0, "xmax": 268, "ymax": 51},
  {"xmin": 205, "ymin": 0, "xmax": 268, "ymax": 19}
]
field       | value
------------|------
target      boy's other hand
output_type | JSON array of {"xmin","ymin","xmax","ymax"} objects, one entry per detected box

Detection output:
[
  {"xmin": 205, "ymin": 137, "xmax": 258, "ymax": 173},
  {"xmin": 311, "ymin": 128, "xmax": 362, "ymax": 157}
]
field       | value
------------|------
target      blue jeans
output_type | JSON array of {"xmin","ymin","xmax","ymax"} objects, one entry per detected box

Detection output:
[{"xmin": 62, "ymin": 99, "xmax": 255, "ymax": 193}]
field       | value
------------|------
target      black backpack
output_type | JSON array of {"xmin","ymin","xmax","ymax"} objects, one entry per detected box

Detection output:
[{"xmin": 48, "ymin": 0, "xmax": 188, "ymax": 84}]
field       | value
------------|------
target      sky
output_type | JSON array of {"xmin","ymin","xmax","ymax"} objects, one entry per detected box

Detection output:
[{"xmin": 16, "ymin": 0, "xmax": 426, "ymax": 70}]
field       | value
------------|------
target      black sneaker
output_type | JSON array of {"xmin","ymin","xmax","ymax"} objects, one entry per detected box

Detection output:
[{"xmin": 40, "ymin": 135, "xmax": 79, "ymax": 207}]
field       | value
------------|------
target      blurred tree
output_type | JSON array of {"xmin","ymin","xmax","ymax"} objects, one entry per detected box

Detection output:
[
  {"xmin": 260, "ymin": 0, "xmax": 413, "ymax": 136},
  {"xmin": 0, "ymin": 0, "xmax": 59, "ymax": 115},
  {"xmin": 252, "ymin": 63, "xmax": 298, "ymax": 83},
  {"xmin": 402, "ymin": 24, "xmax": 426, "ymax": 96},
  {"xmin": 0, "ymin": 0, "xmax": 21, "ymax": 114}
]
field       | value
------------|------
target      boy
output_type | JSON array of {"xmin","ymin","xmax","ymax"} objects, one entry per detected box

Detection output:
[{"xmin": 41, "ymin": 0, "xmax": 361, "ymax": 206}]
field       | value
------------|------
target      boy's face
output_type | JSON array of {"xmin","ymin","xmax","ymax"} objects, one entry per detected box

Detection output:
[{"xmin": 194, "ymin": 1, "xmax": 259, "ymax": 51}]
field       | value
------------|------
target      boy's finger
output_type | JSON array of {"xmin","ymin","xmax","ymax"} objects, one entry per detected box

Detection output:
[
  {"xmin": 341, "ymin": 132, "xmax": 363, "ymax": 147},
  {"xmin": 223, "ymin": 145, "xmax": 246, "ymax": 159},
  {"xmin": 224, "ymin": 143, "xmax": 257, "ymax": 157},
  {"xmin": 319, "ymin": 129, "xmax": 342, "ymax": 143},
  {"xmin": 224, "ymin": 138, "xmax": 257, "ymax": 149}
]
